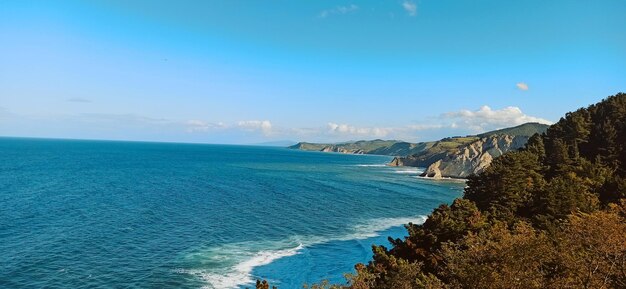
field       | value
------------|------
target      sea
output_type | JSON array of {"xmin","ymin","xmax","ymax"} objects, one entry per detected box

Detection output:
[{"xmin": 0, "ymin": 138, "xmax": 465, "ymax": 289}]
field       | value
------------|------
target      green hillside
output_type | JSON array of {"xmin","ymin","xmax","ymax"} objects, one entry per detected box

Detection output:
[
  {"xmin": 478, "ymin": 122, "xmax": 549, "ymax": 138},
  {"xmin": 289, "ymin": 123, "xmax": 549, "ymax": 158}
]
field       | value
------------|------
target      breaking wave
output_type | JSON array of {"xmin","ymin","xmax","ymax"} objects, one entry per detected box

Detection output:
[{"xmin": 179, "ymin": 215, "xmax": 427, "ymax": 289}]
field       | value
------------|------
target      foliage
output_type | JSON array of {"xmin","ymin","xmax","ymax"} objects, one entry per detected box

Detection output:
[
  {"xmin": 440, "ymin": 221, "xmax": 552, "ymax": 289},
  {"xmin": 260, "ymin": 93, "xmax": 626, "ymax": 288},
  {"xmin": 550, "ymin": 204, "xmax": 626, "ymax": 288},
  {"xmin": 477, "ymin": 122, "xmax": 549, "ymax": 138}
]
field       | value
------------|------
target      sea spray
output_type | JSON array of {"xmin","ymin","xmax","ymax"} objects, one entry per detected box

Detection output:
[{"xmin": 181, "ymin": 215, "xmax": 428, "ymax": 289}]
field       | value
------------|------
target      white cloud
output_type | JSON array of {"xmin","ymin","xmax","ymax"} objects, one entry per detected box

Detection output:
[
  {"xmin": 516, "ymin": 82, "xmax": 529, "ymax": 91},
  {"xmin": 406, "ymin": 124, "xmax": 445, "ymax": 130},
  {"xmin": 4, "ymin": 104, "xmax": 550, "ymax": 143},
  {"xmin": 184, "ymin": 119, "xmax": 273, "ymax": 135},
  {"xmin": 443, "ymin": 105, "xmax": 551, "ymax": 132},
  {"xmin": 318, "ymin": 105, "xmax": 551, "ymax": 140},
  {"xmin": 402, "ymin": 0, "xmax": 417, "ymax": 16},
  {"xmin": 319, "ymin": 4, "xmax": 359, "ymax": 18},
  {"xmin": 185, "ymin": 120, "xmax": 226, "ymax": 132},
  {"xmin": 327, "ymin": 122, "xmax": 391, "ymax": 138},
  {"xmin": 238, "ymin": 120, "xmax": 273, "ymax": 135}
]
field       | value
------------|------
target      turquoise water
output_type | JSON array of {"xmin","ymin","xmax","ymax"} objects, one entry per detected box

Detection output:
[{"xmin": 0, "ymin": 138, "xmax": 464, "ymax": 289}]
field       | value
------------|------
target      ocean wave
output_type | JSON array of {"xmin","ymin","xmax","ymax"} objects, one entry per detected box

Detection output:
[
  {"xmin": 346, "ymin": 215, "xmax": 427, "ymax": 240},
  {"xmin": 179, "ymin": 215, "xmax": 427, "ymax": 289},
  {"xmin": 392, "ymin": 169, "xmax": 424, "ymax": 174},
  {"xmin": 353, "ymin": 164, "xmax": 388, "ymax": 167},
  {"xmin": 179, "ymin": 243, "xmax": 304, "ymax": 289}
]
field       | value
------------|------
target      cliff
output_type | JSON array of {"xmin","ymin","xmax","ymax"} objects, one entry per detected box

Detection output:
[
  {"xmin": 290, "ymin": 123, "xmax": 549, "ymax": 178},
  {"xmin": 419, "ymin": 134, "xmax": 530, "ymax": 178},
  {"xmin": 288, "ymin": 139, "xmax": 418, "ymax": 155},
  {"xmin": 388, "ymin": 123, "xmax": 549, "ymax": 178}
]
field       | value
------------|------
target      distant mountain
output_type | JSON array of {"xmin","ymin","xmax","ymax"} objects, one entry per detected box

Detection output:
[
  {"xmin": 290, "ymin": 122, "xmax": 549, "ymax": 178},
  {"xmin": 289, "ymin": 139, "xmax": 406, "ymax": 154}
]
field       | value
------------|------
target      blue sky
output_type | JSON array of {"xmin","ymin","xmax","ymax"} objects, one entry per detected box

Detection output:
[{"xmin": 1, "ymin": 0, "xmax": 625, "ymax": 144}]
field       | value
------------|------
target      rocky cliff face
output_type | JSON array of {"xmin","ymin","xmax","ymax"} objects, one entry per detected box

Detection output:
[
  {"xmin": 394, "ymin": 135, "xmax": 530, "ymax": 179},
  {"xmin": 320, "ymin": 146, "xmax": 366, "ymax": 154},
  {"xmin": 389, "ymin": 156, "xmax": 423, "ymax": 167}
]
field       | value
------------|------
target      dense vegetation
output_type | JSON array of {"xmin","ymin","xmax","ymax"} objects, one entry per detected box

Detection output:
[{"xmin": 259, "ymin": 93, "xmax": 626, "ymax": 288}]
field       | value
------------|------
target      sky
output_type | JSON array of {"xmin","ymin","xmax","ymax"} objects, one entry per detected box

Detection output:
[{"xmin": 1, "ymin": 0, "xmax": 625, "ymax": 144}]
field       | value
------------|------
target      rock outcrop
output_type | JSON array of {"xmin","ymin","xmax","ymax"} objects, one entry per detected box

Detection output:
[
  {"xmin": 389, "ymin": 156, "xmax": 422, "ymax": 167},
  {"xmin": 418, "ymin": 135, "xmax": 529, "ymax": 179},
  {"xmin": 320, "ymin": 146, "xmax": 366, "ymax": 154}
]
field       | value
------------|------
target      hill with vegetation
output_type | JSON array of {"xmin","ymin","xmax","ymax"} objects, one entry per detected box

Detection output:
[
  {"xmin": 477, "ymin": 122, "xmax": 551, "ymax": 138},
  {"xmin": 289, "ymin": 123, "xmax": 548, "ymax": 159},
  {"xmin": 289, "ymin": 139, "xmax": 403, "ymax": 154},
  {"xmin": 390, "ymin": 123, "xmax": 549, "ymax": 178},
  {"xmin": 257, "ymin": 93, "xmax": 626, "ymax": 288}
]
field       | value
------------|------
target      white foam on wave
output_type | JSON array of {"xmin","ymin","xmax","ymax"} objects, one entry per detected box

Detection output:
[
  {"xmin": 353, "ymin": 164, "xmax": 388, "ymax": 167},
  {"xmin": 179, "ymin": 243, "xmax": 303, "ymax": 289},
  {"xmin": 179, "ymin": 215, "xmax": 427, "ymax": 289},
  {"xmin": 345, "ymin": 215, "xmax": 428, "ymax": 240},
  {"xmin": 392, "ymin": 169, "xmax": 424, "ymax": 174}
]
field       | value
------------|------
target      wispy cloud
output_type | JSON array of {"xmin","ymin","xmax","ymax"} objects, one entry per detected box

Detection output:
[
  {"xmin": 402, "ymin": 0, "xmax": 417, "ymax": 16},
  {"xmin": 74, "ymin": 113, "xmax": 170, "ymax": 124},
  {"xmin": 319, "ymin": 4, "xmax": 359, "ymax": 18},
  {"xmin": 327, "ymin": 122, "xmax": 391, "ymax": 137},
  {"xmin": 290, "ymin": 105, "xmax": 550, "ymax": 141},
  {"xmin": 237, "ymin": 120, "xmax": 273, "ymax": 136},
  {"xmin": 67, "ymin": 97, "xmax": 92, "ymax": 103},
  {"xmin": 0, "ymin": 105, "xmax": 550, "ymax": 143},
  {"xmin": 185, "ymin": 120, "xmax": 226, "ymax": 132},
  {"xmin": 516, "ymin": 82, "xmax": 529, "ymax": 91}
]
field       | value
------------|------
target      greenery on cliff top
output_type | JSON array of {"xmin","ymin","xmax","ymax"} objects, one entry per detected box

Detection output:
[
  {"xmin": 289, "ymin": 139, "xmax": 402, "ymax": 153},
  {"xmin": 478, "ymin": 122, "xmax": 549, "ymax": 138},
  {"xmin": 259, "ymin": 93, "xmax": 626, "ymax": 288},
  {"xmin": 289, "ymin": 123, "xmax": 547, "ymax": 157}
]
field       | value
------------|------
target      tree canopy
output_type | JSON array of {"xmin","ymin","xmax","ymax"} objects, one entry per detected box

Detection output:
[{"xmin": 258, "ymin": 93, "xmax": 626, "ymax": 289}]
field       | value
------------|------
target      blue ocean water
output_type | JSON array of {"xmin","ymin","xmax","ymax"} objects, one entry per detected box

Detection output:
[{"xmin": 0, "ymin": 138, "xmax": 464, "ymax": 289}]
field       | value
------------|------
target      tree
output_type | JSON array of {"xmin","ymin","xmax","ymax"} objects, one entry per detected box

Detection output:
[
  {"xmin": 531, "ymin": 173, "xmax": 599, "ymax": 229},
  {"xmin": 464, "ymin": 150, "xmax": 545, "ymax": 223},
  {"xmin": 440, "ymin": 222, "xmax": 553, "ymax": 289},
  {"xmin": 551, "ymin": 205, "xmax": 626, "ymax": 288},
  {"xmin": 261, "ymin": 93, "xmax": 626, "ymax": 289}
]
